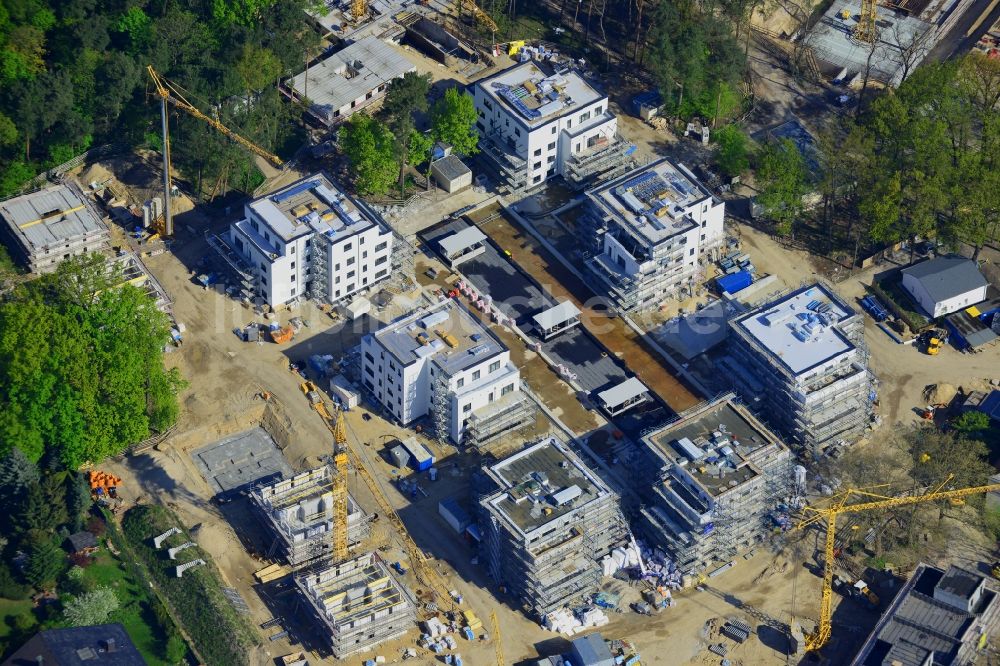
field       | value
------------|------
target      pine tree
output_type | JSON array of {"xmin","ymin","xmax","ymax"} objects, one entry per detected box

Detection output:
[{"xmin": 24, "ymin": 539, "xmax": 65, "ymax": 590}]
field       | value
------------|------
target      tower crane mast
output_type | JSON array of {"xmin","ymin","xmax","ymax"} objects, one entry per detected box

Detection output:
[
  {"xmin": 145, "ymin": 66, "xmax": 283, "ymax": 237},
  {"xmin": 796, "ymin": 476, "xmax": 1000, "ymax": 651}
]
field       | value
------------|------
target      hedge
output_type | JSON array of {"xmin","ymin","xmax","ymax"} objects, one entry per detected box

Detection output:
[{"xmin": 121, "ymin": 505, "xmax": 259, "ymax": 666}]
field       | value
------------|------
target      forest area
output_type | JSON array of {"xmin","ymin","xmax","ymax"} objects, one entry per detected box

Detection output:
[{"xmin": 0, "ymin": 0, "xmax": 318, "ymax": 198}]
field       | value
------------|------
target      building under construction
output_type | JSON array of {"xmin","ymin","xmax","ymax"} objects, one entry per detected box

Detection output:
[
  {"xmin": 479, "ymin": 437, "xmax": 629, "ymax": 617},
  {"xmin": 724, "ymin": 282, "xmax": 876, "ymax": 451},
  {"xmin": 638, "ymin": 394, "xmax": 793, "ymax": 575},
  {"xmin": 0, "ymin": 182, "xmax": 110, "ymax": 273},
  {"xmin": 295, "ymin": 551, "xmax": 415, "ymax": 658},
  {"xmin": 250, "ymin": 466, "xmax": 371, "ymax": 567}
]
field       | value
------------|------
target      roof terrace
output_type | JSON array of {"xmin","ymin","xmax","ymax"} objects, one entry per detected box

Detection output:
[
  {"xmin": 484, "ymin": 437, "xmax": 610, "ymax": 536},
  {"xmin": 588, "ymin": 159, "xmax": 712, "ymax": 245},
  {"xmin": 480, "ymin": 61, "xmax": 603, "ymax": 128},
  {"xmin": 373, "ymin": 299, "xmax": 506, "ymax": 376},
  {"xmin": 247, "ymin": 173, "xmax": 380, "ymax": 244}
]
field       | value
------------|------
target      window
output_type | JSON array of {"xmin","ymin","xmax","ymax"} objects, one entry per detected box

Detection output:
[
  {"xmin": 347, "ymin": 283, "xmax": 355, "ymax": 291},
  {"xmin": 291, "ymin": 261, "xmax": 296, "ymax": 269},
  {"xmin": 575, "ymin": 143, "xmax": 581, "ymax": 153},
  {"xmin": 534, "ymin": 148, "xmax": 542, "ymax": 157},
  {"xmin": 580, "ymin": 111, "xmax": 591, "ymax": 122},
  {"xmin": 347, "ymin": 257, "xmax": 355, "ymax": 266},
  {"xmin": 351, "ymin": 100, "xmax": 357, "ymax": 108},
  {"xmin": 514, "ymin": 127, "xmax": 521, "ymax": 137},
  {"xmin": 363, "ymin": 250, "xmax": 368, "ymax": 258},
  {"xmin": 366, "ymin": 91, "xmax": 373, "ymax": 100},
  {"xmin": 472, "ymin": 370, "xmax": 481, "ymax": 381},
  {"xmin": 566, "ymin": 119, "xmax": 572, "ymax": 128},
  {"xmin": 290, "ymin": 274, "xmax": 296, "ymax": 282},
  {"xmin": 291, "ymin": 245, "xmax": 296, "ymax": 254},
  {"xmin": 375, "ymin": 241, "xmax": 388, "ymax": 252},
  {"xmin": 547, "ymin": 141, "xmax": 555, "ymax": 150},
  {"xmin": 533, "ymin": 161, "xmax": 542, "ymax": 170},
  {"xmin": 701, "ymin": 220, "xmax": 707, "ymax": 228},
  {"xmin": 595, "ymin": 105, "xmax": 602, "ymax": 115},
  {"xmin": 365, "ymin": 352, "xmax": 375, "ymax": 363},
  {"xmin": 261, "ymin": 277, "xmax": 267, "ymax": 285},
  {"xmin": 477, "ymin": 121, "xmax": 485, "ymax": 132},
  {"xmin": 501, "ymin": 383, "xmax": 514, "ymax": 396},
  {"xmin": 700, "ymin": 234, "xmax": 706, "ymax": 242},
  {"xmin": 343, "ymin": 243, "xmax": 352, "ymax": 252},
  {"xmin": 463, "ymin": 404, "xmax": 472, "ymax": 413},
  {"xmin": 347, "ymin": 270, "xmax": 355, "ymax": 279},
  {"xmin": 489, "ymin": 360, "xmax": 501, "ymax": 373},
  {"xmin": 690, "ymin": 248, "xmax": 695, "ymax": 256},
  {"xmin": 547, "ymin": 156, "xmax": 555, "ymax": 164},
  {"xmin": 484, "ymin": 99, "xmax": 493, "ymax": 111},
  {"xmin": 375, "ymin": 256, "xmax": 387, "ymax": 265},
  {"xmin": 533, "ymin": 175, "xmax": 542, "ymax": 183},
  {"xmin": 335, "ymin": 276, "xmax": 341, "ymax": 284},
  {"xmin": 551, "ymin": 126, "xmax": 557, "ymax": 134},
  {"xmin": 365, "ymin": 366, "xmax": 374, "ymax": 377},
  {"xmin": 457, "ymin": 377, "xmax": 464, "ymax": 388},
  {"xmin": 335, "ymin": 263, "xmax": 341, "ymax": 271},
  {"xmin": 489, "ymin": 392, "xmax": 494, "ymax": 403},
  {"xmin": 335, "ymin": 289, "xmax": 341, "ymax": 297},
  {"xmin": 290, "ymin": 287, "xmax": 296, "ymax": 296},
  {"xmin": 259, "ymin": 262, "xmax": 266, "ymax": 271}
]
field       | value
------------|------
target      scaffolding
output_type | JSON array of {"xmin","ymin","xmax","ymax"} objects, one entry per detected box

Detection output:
[
  {"xmin": 205, "ymin": 232, "xmax": 255, "ymax": 302},
  {"xmin": 563, "ymin": 134, "xmax": 636, "ymax": 189},
  {"xmin": 295, "ymin": 552, "xmax": 415, "ymax": 658},
  {"xmin": 726, "ymin": 283, "xmax": 875, "ymax": 451},
  {"xmin": 463, "ymin": 392, "xmax": 537, "ymax": 453},
  {"xmin": 477, "ymin": 133, "xmax": 529, "ymax": 192},
  {"xmin": 308, "ymin": 233, "xmax": 331, "ymax": 301},
  {"xmin": 430, "ymin": 369, "xmax": 451, "ymax": 443}
]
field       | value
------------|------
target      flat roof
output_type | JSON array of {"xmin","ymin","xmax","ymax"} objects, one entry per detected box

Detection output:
[
  {"xmin": 478, "ymin": 60, "xmax": 604, "ymax": 128},
  {"xmin": 644, "ymin": 395, "xmax": 784, "ymax": 498},
  {"xmin": 806, "ymin": 0, "xmax": 935, "ymax": 84},
  {"xmin": 439, "ymin": 225, "xmax": 486, "ymax": 257},
  {"xmin": 248, "ymin": 173, "xmax": 383, "ymax": 244},
  {"xmin": 0, "ymin": 183, "xmax": 108, "ymax": 253},
  {"xmin": 597, "ymin": 377, "xmax": 649, "ymax": 408},
  {"xmin": 732, "ymin": 283, "xmax": 856, "ymax": 376},
  {"xmin": 432, "ymin": 154, "xmax": 471, "ymax": 181},
  {"xmin": 532, "ymin": 300, "xmax": 581, "ymax": 331},
  {"xmin": 297, "ymin": 552, "xmax": 412, "ymax": 626},
  {"xmin": 586, "ymin": 158, "xmax": 710, "ymax": 246},
  {"xmin": 286, "ymin": 37, "xmax": 415, "ymax": 119},
  {"xmin": 372, "ymin": 299, "xmax": 506, "ymax": 375},
  {"xmin": 484, "ymin": 437, "xmax": 610, "ymax": 535}
]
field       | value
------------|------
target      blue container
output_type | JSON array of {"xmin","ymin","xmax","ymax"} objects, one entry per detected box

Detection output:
[{"xmin": 717, "ymin": 270, "xmax": 752, "ymax": 294}]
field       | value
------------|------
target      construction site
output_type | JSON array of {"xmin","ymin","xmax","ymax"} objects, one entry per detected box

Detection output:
[{"xmin": 2, "ymin": 0, "xmax": 998, "ymax": 661}]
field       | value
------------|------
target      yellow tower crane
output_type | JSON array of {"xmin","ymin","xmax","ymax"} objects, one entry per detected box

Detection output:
[
  {"xmin": 331, "ymin": 409, "xmax": 351, "ymax": 563},
  {"xmin": 490, "ymin": 611, "xmax": 504, "ymax": 666},
  {"xmin": 854, "ymin": 0, "xmax": 878, "ymax": 44},
  {"xmin": 459, "ymin": 0, "xmax": 499, "ymax": 35},
  {"xmin": 146, "ymin": 66, "xmax": 283, "ymax": 237},
  {"xmin": 351, "ymin": 0, "xmax": 367, "ymax": 22},
  {"xmin": 305, "ymin": 390, "xmax": 460, "ymax": 612},
  {"xmin": 795, "ymin": 475, "xmax": 1000, "ymax": 652}
]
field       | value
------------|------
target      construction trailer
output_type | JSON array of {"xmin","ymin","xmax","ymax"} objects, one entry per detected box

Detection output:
[
  {"xmin": 479, "ymin": 436, "xmax": 629, "ymax": 617},
  {"xmin": 724, "ymin": 282, "xmax": 876, "ymax": 451},
  {"xmin": 0, "ymin": 182, "xmax": 111, "ymax": 274},
  {"xmin": 295, "ymin": 552, "xmax": 415, "ymax": 659},
  {"xmin": 638, "ymin": 394, "xmax": 793, "ymax": 575},
  {"xmin": 250, "ymin": 466, "xmax": 371, "ymax": 567}
]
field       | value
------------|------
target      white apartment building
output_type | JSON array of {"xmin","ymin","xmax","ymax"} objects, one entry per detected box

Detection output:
[
  {"xmin": 360, "ymin": 299, "xmax": 533, "ymax": 447},
  {"xmin": 582, "ymin": 159, "xmax": 726, "ymax": 311},
  {"xmin": 229, "ymin": 173, "xmax": 394, "ymax": 307},
  {"xmin": 473, "ymin": 60, "xmax": 631, "ymax": 190}
]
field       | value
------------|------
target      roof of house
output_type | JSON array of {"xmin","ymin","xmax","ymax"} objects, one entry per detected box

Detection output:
[
  {"xmin": 477, "ymin": 60, "xmax": 604, "ymax": 128},
  {"xmin": 2, "ymin": 623, "xmax": 146, "ymax": 665},
  {"xmin": 285, "ymin": 37, "xmax": 415, "ymax": 121},
  {"xmin": 431, "ymin": 155, "xmax": 471, "ymax": 182},
  {"xmin": 67, "ymin": 531, "xmax": 99, "ymax": 552},
  {"xmin": 569, "ymin": 633, "xmax": 615, "ymax": 666},
  {"xmin": 979, "ymin": 390, "xmax": 1000, "ymax": 421},
  {"xmin": 0, "ymin": 183, "xmax": 109, "ymax": 254},
  {"xmin": 902, "ymin": 256, "xmax": 989, "ymax": 303}
]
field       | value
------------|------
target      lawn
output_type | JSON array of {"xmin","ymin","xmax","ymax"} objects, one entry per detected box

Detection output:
[
  {"xmin": 0, "ymin": 598, "xmax": 33, "ymax": 640},
  {"xmin": 78, "ymin": 551, "xmax": 173, "ymax": 666}
]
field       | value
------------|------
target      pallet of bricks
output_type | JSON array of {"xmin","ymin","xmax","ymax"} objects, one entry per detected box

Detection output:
[{"xmin": 721, "ymin": 618, "xmax": 753, "ymax": 643}]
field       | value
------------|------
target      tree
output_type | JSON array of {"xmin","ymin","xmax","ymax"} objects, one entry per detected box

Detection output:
[
  {"xmin": 430, "ymin": 87, "xmax": 479, "ymax": 157},
  {"xmin": 339, "ymin": 114, "xmax": 397, "ymax": 197},
  {"xmin": 114, "ymin": 7, "xmax": 151, "ymax": 54},
  {"xmin": 755, "ymin": 138, "xmax": 807, "ymax": 237},
  {"xmin": 165, "ymin": 633, "xmax": 187, "ymax": 663},
  {"xmin": 909, "ymin": 428, "xmax": 993, "ymax": 493},
  {"xmin": 382, "ymin": 72, "xmax": 431, "ymax": 196},
  {"xmin": 0, "ymin": 256, "xmax": 181, "ymax": 467},
  {"xmin": 952, "ymin": 411, "xmax": 991, "ymax": 437},
  {"xmin": 24, "ymin": 539, "xmax": 65, "ymax": 590},
  {"xmin": 65, "ymin": 473, "xmax": 92, "ymax": 533},
  {"xmin": 0, "ymin": 112, "xmax": 16, "ymax": 146},
  {"xmin": 713, "ymin": 125, "xmax": 749, "ymax": 178},
  {"xmin": 235, "ymin": 45, "xmax": 282, "ymax": 104},
  {"xmin": 211, "ymin": 0, "xmax": 278, "ymax": 26},
  {"xmin": 62, "ymin": 586, "xmax": 120, "ymax": 626}
]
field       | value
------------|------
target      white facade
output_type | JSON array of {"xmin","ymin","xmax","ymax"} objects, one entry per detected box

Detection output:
[
  {"xmin": 360, "ymin": 300, "xmax": 521, "ymax": 444},
  {"xmin": 473, "ymin": 60, "xmax": 618, "ymax": 188},
  {"xmin": 229, "ymin": 174, "xmax": 393, "ymax": 307},
  {"xmin": 584, "ymin": 159, "xmax": 726, "ymax": 310},
  {"xmin": 902, "ymin": 271, "xmax": 988, "ymax": 319}
]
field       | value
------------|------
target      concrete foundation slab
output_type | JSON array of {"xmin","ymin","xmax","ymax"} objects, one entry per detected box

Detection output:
[{"xmin": 191, "ymin": 428, "xmax": 292, "ymax": 496}]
